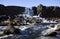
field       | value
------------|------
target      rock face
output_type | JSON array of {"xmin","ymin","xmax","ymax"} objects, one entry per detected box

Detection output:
[
  {"xmin": 0, "ymin": 4, "xmax": 25, "ymax": 16},
  {"xmin": 0, "ymin": 4, "xmax": 6, "ymax": 15},
  {"xmin": 1, "ymin": 4, "xmax": 60, "ymax": 18},
  {"xmin": 37, "ymin": 4, "xmax": 60, "ymax": 18},
  {"xmin": 6, "ymin": 6, "xmax": 25, "ymax": 16},
  {"xmin": 32, "ymin": 6, "xmax": 37, "ymax": 15}
]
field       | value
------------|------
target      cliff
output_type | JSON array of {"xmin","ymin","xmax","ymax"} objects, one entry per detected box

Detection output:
[
  {"xmin": 0, "ymin": 4, "xmax": 25, "ymax": 16},
  {"xmin": 37, "ymin": 4, "xmax": 60, "ymax": 18},
  {"xmin": 1, "ymin": 4, "xmax": 60, "ymax": 18}
]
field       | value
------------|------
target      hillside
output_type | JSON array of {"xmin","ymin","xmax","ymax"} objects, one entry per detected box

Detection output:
[{"xmin": 0, "ymin": 4, "xmax": 25, "ymax": 16}]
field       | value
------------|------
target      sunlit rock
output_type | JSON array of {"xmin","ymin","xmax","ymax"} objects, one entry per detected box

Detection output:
[
  {"xmin": 41, "ymin": 24, "xmax": 57, "ymax": 36},
  {"xmin": 55, "ymin": 24, "xmax": 60, "ymax": 31}
]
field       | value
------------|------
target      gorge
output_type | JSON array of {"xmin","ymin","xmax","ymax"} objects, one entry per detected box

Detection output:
[{"xmin": 0, "ymin": 4, "xmax": 60, "ymax": 18}]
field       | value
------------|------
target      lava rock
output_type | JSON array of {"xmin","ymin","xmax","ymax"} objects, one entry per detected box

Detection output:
[{"xmin": 4, "ymin": 26, "xmax": 21, "ymax": 35}]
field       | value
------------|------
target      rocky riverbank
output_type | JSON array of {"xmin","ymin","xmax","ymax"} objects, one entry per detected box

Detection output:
[{"xmin": 0, "ymin": 23, "xmax": 60, "ymax": 39}]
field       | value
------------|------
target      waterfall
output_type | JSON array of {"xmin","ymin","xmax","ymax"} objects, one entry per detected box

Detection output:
[
  {"xmin": 18, "ymin": 7, "xmax": 34, "ymax": 19},
  {"xmin": 22, "ymin": 8, "xmax": 34, "ymax": 19},
  {"xmin": 24, "ymin": 8, "xmax": 33, "ymax": 16}
]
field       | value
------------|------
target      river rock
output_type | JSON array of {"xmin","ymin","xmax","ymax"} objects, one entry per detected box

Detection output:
[
  {"xmin": 4, "ymin": 26, "xmax": 20, "ymax": 35},
  {"xmin": 56, "ymin": 24, "xmax": 60, "ymax": 30},
  {"xmin": 41, "ymin": 29, "xmax": 57, "ymax": 36}
]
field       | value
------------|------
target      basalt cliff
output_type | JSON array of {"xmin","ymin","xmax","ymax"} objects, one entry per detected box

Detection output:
[
  {"xmin": 0, "ymin": 4, "xmax": 25, "ymax": 16},
  {"xmin": 32, "ymin": 4, "xmax": 60, "ymax": 18},
  {"xmin": 0, "ymin": 4, "xmax": 60, "ymax": 18}
]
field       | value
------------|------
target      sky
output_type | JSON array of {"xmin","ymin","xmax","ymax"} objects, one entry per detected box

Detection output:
[{"xmin": 0, "ymin": 0, "xmax": 60, "ymax": 8}]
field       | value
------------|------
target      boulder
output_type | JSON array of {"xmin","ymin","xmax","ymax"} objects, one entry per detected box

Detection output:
[
  {"xmin": 55, "ymin": 24, "xmax": 60, "ymax": 31},
  {"xmin": 41, "ymin": 28, "xmax": 57, "ymax": 36},
  {"xmin": 4, "ymin": 26, "xmax": 20, "ymax": 35}
]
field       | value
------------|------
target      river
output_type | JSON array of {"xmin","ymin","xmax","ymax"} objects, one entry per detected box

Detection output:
[{"xmin": 0, "ymin": 23, "xmax": 60, "ymax": 39}]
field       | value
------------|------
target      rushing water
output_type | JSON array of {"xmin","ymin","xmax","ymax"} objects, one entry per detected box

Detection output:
[
  {"xmin": 18, "ymin": 8, "xmax": 34, "ymax": 20},
  {"xmin": 24, "ymin": 8, "xmax": 33, "ymax": 16},
  {"xmin": 23, "ymin": 8, "xmax": 33, "ymax": 19},
  {"xmin": 0, "ymin": 7, "xmax": 60, "ymax": 39},
  {"xmin": 0, "ymin": 23, "xmax": 60, "ymax": 39}
]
